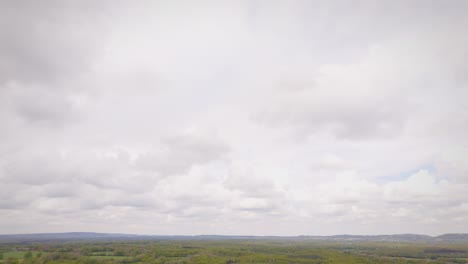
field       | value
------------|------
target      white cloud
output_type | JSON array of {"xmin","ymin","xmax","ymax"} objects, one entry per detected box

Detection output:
[{"xmin": 0, "ymin": 0, "xmax": 467, "ymax": 235}]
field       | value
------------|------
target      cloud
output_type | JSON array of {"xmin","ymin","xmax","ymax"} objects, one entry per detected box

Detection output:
[
  {"xmin": 0, "ymin": 0, "xmax": 467, "ymax": 235},
  {"xmin": 0, "ymin": 1, "xmax": 109, "ymax": 84},
  {"xmin": 136, "ymin": 133, "xmax": 230, "ymax": 176},
  {"xmin": 384, "ymin": 170, "xmax": 445, "ymax": 202},
  {"xmin": 1, "ymin": 151, "xmax": 68, "ymax": 185},
  {"xmin": 255, "ymin": 33, "xmax": 466, "ymax": 140},
  {"xmin": 294, "ymin": 169, "xmax": 468, "ymax": 227}
]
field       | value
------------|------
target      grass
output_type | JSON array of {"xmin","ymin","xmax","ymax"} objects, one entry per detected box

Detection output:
[{"xmin": 2, "ymin": 251, "xmax": 46, "ymax": 259}]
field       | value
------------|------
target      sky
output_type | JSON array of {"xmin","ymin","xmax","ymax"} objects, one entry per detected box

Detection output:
[{"xmin": 0, "ymin": 0, "xmax": 467, "ymax": 236}]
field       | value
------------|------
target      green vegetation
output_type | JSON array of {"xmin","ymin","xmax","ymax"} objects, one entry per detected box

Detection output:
[{"xmin": 1, "ymin": 239, "xmax": 468, "ymax": 263}]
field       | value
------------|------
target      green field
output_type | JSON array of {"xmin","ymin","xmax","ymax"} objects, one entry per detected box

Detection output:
[{"xmin": 1, "ymin": 240, "xmax": 468, "ymax": 263}]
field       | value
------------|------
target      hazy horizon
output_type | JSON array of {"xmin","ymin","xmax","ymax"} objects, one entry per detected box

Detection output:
[
  {"xmin": 1, "ymin": 0, "xmax": 468, "ymax": 236},
  {"xmin": 1, "ymin": 231, "xmax": 466, "ymax": 237}
]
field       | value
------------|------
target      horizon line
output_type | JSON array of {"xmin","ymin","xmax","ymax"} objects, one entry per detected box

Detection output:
[{"xmin": 1, "ymin": 231, "xmax": 467, "ymax": 237}]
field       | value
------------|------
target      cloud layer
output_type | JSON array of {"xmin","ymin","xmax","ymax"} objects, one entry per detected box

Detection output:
[{"xmin": 1, "ymin": 0, "xmax": 467, "ymax": 235}]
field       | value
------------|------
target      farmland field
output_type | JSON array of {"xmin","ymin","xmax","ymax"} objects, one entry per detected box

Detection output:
[{"xmin": 1, "ymin": 239, "xmax": 468, "ymax": 263}]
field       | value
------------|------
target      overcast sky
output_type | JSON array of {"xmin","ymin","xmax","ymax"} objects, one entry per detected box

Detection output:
[{"xmin": 0, "ymin": 0, "xmax": 467, "ymax": 236}]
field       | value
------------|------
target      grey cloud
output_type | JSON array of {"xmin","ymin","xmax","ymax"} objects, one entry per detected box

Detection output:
[
  {"xmin": 98, "ymin": 191, "xmax": 159, "ymax": 209},
  {"xmin": 257, "ymin": 98, "xmax": 407, "ymax": 141},
  {"xmin": 11, "ymin": 85, "xmax": 78, "ymax": 124},
  {"xmin": 1, "ymin": 0, "xmax": 468, "ymax": 235},
  {"xmin": 224, "ymin": 165, "xmax": 281, "ymax": 199},
  {"xmin": 0, "ymin": 181, "xmax": 159, "ymax": 214},
  {"xmin": 136, "ymin": 134, "xmax": 230, "ymax": 176},
  {"xmin": 41, "ymin": 182, "xmax": 82, "ymax": 198},
  {"xmin": 230, "ymin": 197, "xmax": 278, "ymax": 213},
  {"xmin": 0, "ymin": 141, "xmax": 229, "ymax": 216},
  {"xmin": 300, "ymin": 170, "xmax": 468, "ymax": 225},
  {"xmin": 0, "ymin": 148, "xmax": 155, "ymax": 194},
  {"xmin": 167, "ymin": 205, "xmax": 226, "ymax": 220},
  {"xmin": 0, "ymin": 1, "xmax": 113, "ymax": 128},
  {"xmin": 253, "ymin": 1, "xmax": 468, "ymax": 141},
  {"xmin": 0, "ymin": 1, "xmax": 109, "ymax": 84},
  {"xmin": 1, "ymin": 151, "xmax": 68, "ymax": 185},
  {"xmin": 0, "ymin": 183, "xmax": 35, "ymax": 209},
  {"xmin": 254, "ymin": 64, "xmax": 410, "ymax": 141}
]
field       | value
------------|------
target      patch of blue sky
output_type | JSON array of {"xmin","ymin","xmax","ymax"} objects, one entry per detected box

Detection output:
[{"xmin": 377, "ymin": 164, "xmax": 437, "ymax": 184}]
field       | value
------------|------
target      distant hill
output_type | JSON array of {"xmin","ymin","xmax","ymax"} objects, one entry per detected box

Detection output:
[
  {"xmin": 435, "ymin": 233, "xmax": 468, "ymax": 242},
  {"xmin": 1, "ymin": 232, "xmax": 468, "ymax": 244},
  {"xmin": 303, "ymin": 234, "xmax": 433, "ymax": 242},
  {"xmin": 0, "ymin": 232, "xmax": 140, "ymax": 243}
]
